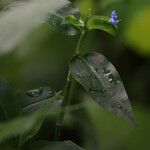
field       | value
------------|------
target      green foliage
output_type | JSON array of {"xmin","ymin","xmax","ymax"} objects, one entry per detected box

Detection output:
[
  {"xmin": 0, "ymin": 80, "xmax": 61, "ymax": 147},
  {"xmin": 86, "ymin": 15, "xmax": 117, "ymax": 36},
  {"xmin": 70, "ymin": 52, "xmax": 136, "ymax": 126},
  {"xmin": 0, "ymin": 0, "xmax": 139, "ymax": 149},
  {"xmin": 18, "ymin": 89, "xmax": 61, "ymax": 145},
  {"xmin": 47, "ymin": 2, "xmax": 81, "ymax": 36},
  {"xmin": 18, "ymin": 87, "xmax": 57, "ymax": 114},
  {"xmin": 62, "ymin": 15, "xmax": 85, "ymax": 29}
]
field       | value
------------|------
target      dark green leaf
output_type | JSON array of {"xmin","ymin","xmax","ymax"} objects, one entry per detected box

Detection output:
[
  {"xmin": 47, "ymin": 2, "xmax": 81, "ymax": 36},
  {"xmin": 48, "ymin": 14, "xmax": 79, "ymax": 36},
  {"xmin": 18, "ymin": 87, "xmax": 57, "ymax": 114},
  {"xmin": 18, "ymin": 89, "xmax": 62, "ymax": 145},
  {"xmin": 47, "ymin": 14, "xmax": 63, "ymax": 29},
  {"xmin": 70, "ymin": 52, "xmax": 136, "ymax": 126},
  {"xmin": 86, "ymin": 15, "xmax": 117, "ymax": 36},
  {"xmin": 0, "ymin": 92, "xmax": 61, "ymax": 144},
  {"xmin": 0, "ymin": 77, "xmax": 21, "ymax": 121},
  {"xmin": 26, "ymin": 140, "xmax": 84, "ymax": 150}
]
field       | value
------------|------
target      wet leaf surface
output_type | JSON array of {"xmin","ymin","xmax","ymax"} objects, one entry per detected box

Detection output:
[
  {"xmin": 70, "ymin": 52, "xmax": 136, "ymax": 126},
  {"xmin": 18, "ymin": 87, "xmax": 59, "ymax": 114}
]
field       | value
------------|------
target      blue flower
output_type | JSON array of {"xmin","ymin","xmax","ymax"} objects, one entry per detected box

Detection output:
[{"xmin": 110, "ymin": 10, "xmax": 120, "ymax": 25}]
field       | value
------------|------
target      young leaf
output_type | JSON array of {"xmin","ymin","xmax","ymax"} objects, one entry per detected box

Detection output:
[
  {"xmin": 70, "ymin": 52, "xmax": 136, "ymax": 126},
  {"xmin": 86, "ymin": 15, "xmax": 117, "ymax": 36},
  {"xmin": 61, "ymin": 15, "xmax": 84, "ymax": 29},
  {"xmin": 26, "ymin": 140, "xmax": 84, "ymax": 150},
  {"xmin": 0, "ymin": 77, "xmax": 21, "ymax": 121}
]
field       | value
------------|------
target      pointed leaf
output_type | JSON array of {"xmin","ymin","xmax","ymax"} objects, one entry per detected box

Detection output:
[
  {"xmin": 0, "ymin": 77, "xmax": 21, "ymax": 121},
  {"xmin": 86, "ymin": 15, "xmax": 117, "ymax": 36},
  {"xmin": 27, "ymin": 140, "xmax": 84, "ymax": 150},
  {"xmin": 70, "ymin": 52, "xmax": 136, "ymax": 126}
]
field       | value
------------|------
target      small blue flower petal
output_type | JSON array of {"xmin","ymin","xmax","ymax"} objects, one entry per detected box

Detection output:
[
  {"xmin": 111, "ymin": 10, "xmax": 117, "ymax": 19},
  {"xmin": 110, "ymin": 10, "xmax": 120, "ymax": 25},
  {"xmin": 111, "ymin": 18, "xmax": 118, "ymax": 25}
]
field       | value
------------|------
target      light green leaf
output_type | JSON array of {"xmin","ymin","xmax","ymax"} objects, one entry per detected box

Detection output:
[
  {"xmin": 61, "ymin": 15, "xmax": 84, "ymax": 29},
  {"xmin": 70, "ymin": 52, "xmax": 136, "ymax": 126},
  {"xmin": 0, "ymin": 77, "xmax": 21, "ymax": 121},
  {"xmin": 26, "ymin": 140, "xmax": 84, "ymax": 150},
  {"xmin": 86, "ymin": 15, "xmax": 117, "ymax": 36}
]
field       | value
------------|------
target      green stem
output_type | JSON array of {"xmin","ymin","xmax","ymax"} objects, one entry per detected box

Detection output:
[
  {"xmin": 54, "ymin": 71, "xmax": 72, "ymax": 140},
  {"xmin": 75, "ymin": 29, "xmax": 87, "ymax": 54},
  {"xmin": 54, "ymin": 29, "xmax": 86, "ymax": 140}
]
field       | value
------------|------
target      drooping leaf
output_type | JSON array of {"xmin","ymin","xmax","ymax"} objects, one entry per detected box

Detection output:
[
  {"xmin": 26, "ymin": 140, "xmax": 84, "ymax": 150},
  {"xmin": 0, "ymin": 76, "xmax": 21, "ymax": 121},
  {"xmin": 18, "ymin": 89, "xmax": 62, "ymax": 145},
  {"xmin": 0, "ymin": 91, "xmax": 61, "ymax": 144},
  {"xmin": 86, "ymin": 15, "xmax": 117, "ymax": 36},
  {"xmin": 70, "ymin": 52, "xmax": 136, "ymax": 126}
]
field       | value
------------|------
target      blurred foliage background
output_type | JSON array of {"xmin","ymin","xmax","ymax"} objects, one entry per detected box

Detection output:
[{"xmin": 0, "ymin": 0, "xmax": 150, "ymax": 150}]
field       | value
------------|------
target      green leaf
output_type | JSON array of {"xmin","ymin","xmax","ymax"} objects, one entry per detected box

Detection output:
[
  {"xmin": 18, "ymin": 87, "xmax": 58, "ymax": 114},
  {"xmin": 86, "ymin": 15, "xmax": 117, "ymax": 36},
  {"xmin": 47, "ymin": 2, "xmax": 81, "ymax": 36},
  {"xmin": 61, "ymin": 15, "xmax": 84, "ymax": 29},
  {"xmin": 26, "ymin": 140, "xmax": 84, "ymax": 150},
  {"xmin": 0, "ymin": 77, "xmax": 21, "ymax": 121},
  {"xmin": 70, "ymin": 52, "xmax": 136, "ymax": 126},
  {"xmin": 18, "ymin": 89, "xmax": 62, "ymax": 145},
  {"xmin": 0, "ymin": 92, "xmax": 61, "ymax": 144},
  {"xmin": 48, "ymin": 14, "xmax": 79, "ymax": 36}
]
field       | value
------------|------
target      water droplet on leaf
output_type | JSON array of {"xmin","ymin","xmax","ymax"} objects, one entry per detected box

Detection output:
[
  {"xmin": 76, "ymin": 72, "xmax": 83, "ymax": 77},
  {"xmin": 26, "ymin": 87, "xmax": 43, "ymax": 97}
]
